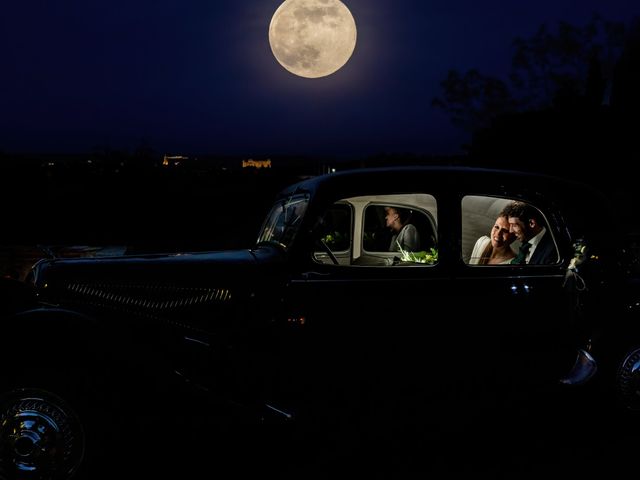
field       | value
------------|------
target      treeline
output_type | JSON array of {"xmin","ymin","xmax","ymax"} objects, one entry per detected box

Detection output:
[{"xmin": 432, "ymin": 15, "xmax": 640, "ymax": 196}]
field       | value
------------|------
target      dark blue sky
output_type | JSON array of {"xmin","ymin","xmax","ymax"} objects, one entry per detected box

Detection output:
[{"xmin": 1, "ymin": 0, "xmax": 637, "ymax": 158}]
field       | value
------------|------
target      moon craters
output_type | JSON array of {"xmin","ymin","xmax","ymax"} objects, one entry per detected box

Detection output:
[{"xmin": 269, "ymin": 0, "xmax": 357, "ymax": 78}]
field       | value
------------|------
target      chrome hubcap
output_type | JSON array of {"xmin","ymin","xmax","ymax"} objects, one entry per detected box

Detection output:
[{"xmin": 0, "ymin": 390, "xmax": 84, "ymax": 480}]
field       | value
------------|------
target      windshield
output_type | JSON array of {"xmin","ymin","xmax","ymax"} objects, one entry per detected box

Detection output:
[{"xmin": 257, "ymin": 194, "xmax": 309, "ymax": 250}]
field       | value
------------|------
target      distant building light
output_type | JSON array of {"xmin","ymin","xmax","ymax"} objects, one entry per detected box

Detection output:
[
  {"xmin": 242, "ymin": 159, "xmax": 272, "ymax": 169},
  {"xmin": 163, "ymin": 154, "xmax": 188, "ymax": 167},
  {"xmin": 331, "ymin": 168, "xmax": 336, "ymax": 173}
]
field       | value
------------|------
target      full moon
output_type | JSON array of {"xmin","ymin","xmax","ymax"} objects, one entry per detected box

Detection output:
[{"xmin": 269, "ymin": 0, "xmax": 357, "ymax": 78}]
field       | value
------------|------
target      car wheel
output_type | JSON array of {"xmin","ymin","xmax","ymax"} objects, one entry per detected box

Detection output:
[
  {"xmin": 0, "ymin": 389, "xmax": 84, "ymax": 480},
  {"xmin": 618, "ymin": 347, "xmax": 640, "ymax": 411},
  {"xmin": 0, "ymin": 339, "xmax": 118, "ymax": 480}
]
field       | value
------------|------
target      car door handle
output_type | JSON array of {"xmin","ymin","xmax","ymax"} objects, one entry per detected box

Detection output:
[{"xmin": 300, "ymin": 271, "xmax": 332, "ymax": 280}]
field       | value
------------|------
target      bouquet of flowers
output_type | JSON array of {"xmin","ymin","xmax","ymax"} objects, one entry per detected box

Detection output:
[{"xmin": 397, "ymin": 242, "xmax": 438, "ymax": 264}]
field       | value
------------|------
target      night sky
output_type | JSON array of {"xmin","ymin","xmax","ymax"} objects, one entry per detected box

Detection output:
[{"xmin": 1, "ymin": 0, "xmax": 637, "ymax": 158}]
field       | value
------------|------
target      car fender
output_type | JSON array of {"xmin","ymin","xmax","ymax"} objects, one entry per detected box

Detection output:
[{"xmin": 0, "ymin": 306, "xmax": 114, "ymax": 367}]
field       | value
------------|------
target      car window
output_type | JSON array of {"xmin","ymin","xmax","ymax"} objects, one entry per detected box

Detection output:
[
  {"xmin": 312, "ymin": 202, "xmax": 353, "ymax": 265},
  {"xmin": 257, "ymin": 194, "xmax": 309, "ymax": 250},
  {"xmin": 313, "ymin": 193, "xmax": 438, "ymax": 267},
  {"xmin": 462, "ymin": 195, "xmax": 559, "ymax": 266},
  {"xmin": 363, "ymin": 205, "xmax": 436, "ymax": 253}
]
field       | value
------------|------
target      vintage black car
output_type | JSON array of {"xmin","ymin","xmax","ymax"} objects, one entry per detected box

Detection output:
[{"xmin": 1, "ymin": 166, "xmax": 639, "ymax": 479}]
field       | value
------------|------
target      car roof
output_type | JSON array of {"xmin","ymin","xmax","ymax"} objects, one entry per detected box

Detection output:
[
  {"xmin": 278, "ymin": 165, "xmax": 596, "ymax": 200},
  {"xmin": 276, "ymin": 165, "xmax": 614, "ymax": 236}
]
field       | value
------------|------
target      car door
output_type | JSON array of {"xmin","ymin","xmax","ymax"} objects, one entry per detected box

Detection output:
[
  {"xmin": 454, "ymin": 193, "xmax": 580, "ymax": 403},
  {"xmin": 278, "ymin": 190, "xmax": 468, "ymax": 426}
]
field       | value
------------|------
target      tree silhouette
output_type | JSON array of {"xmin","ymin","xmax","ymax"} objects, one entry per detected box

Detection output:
[
  {"xmin": 432, "ymin": 15, "xmax": 631, "ymax": 133},
  {"xmin": 611, "ymin": 17, "xmax": 640, "ymax": 111},
  {"xmin": 431, "ymin": 70, "xmax": 516, "ymax": 132}
]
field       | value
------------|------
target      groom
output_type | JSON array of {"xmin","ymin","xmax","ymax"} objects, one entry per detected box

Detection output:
[{"xmin": 502, "ymin": 201, "xmax": 558, "ymax": 265}]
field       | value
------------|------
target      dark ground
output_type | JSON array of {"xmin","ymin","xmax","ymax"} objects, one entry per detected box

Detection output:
[{"xmin": 90, "ymin": 396, "xmax": 638, "ymax": 479}]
